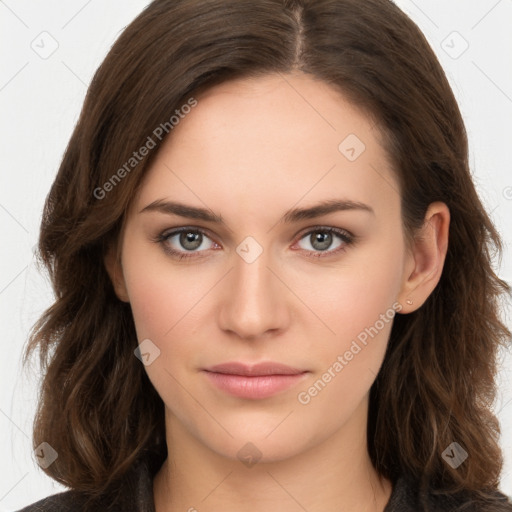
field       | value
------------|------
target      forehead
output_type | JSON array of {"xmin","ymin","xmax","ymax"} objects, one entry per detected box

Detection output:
[{"xmin": 132, "ymin": 72, "xmax": 400, "ymax": 223}]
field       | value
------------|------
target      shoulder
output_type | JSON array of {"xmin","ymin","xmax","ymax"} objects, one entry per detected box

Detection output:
[
  {"xmin": 15, "ymin": 450, "xmax": 163, "ymax": 512},
  {"xmin": 386, "ymin": 474, "xmax": 512, "ymax": 512},
  {"xmin": 14, "ymin": 484, "xmax": 144, "ymax": 512},
  {"xmin": 15, "ymin": 490, "xmax": 93, "ymax": 512}
]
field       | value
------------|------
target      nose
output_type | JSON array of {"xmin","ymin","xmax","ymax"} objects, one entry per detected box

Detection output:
[{"xmin": 217, "ymin": 243, "xmax": 290, "ymax": 340}]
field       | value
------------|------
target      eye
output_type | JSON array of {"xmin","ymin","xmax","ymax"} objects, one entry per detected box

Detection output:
[
  {"xmin": 154, "ymin": 227, "xmax": 218, "ymax": 260},
  {"xmin": 292, "ymin": 226, "xmax": 354, "ymax": 258},
  {"xmin": 153, "ymin": 226, "xmax": 355, "ymax": 261}
]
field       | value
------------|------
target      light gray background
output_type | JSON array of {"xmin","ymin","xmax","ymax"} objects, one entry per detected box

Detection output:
[{"xmin": 1, "ymin": 1, "xmax": 511, "ymax": 509}]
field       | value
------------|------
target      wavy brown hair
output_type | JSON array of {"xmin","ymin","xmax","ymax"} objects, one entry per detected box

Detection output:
[{"xmin": 24, "ymin": 0, "xmax": 511, "ymax": 509}]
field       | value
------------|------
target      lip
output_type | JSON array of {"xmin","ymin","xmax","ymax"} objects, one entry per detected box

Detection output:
[
  {"xmin": 202, "ymin": 362, "xmax": 309, "ymax": 399},
  {"xmin": 206, "ymin": 361, "xmax": 306, "ymax": 376}
]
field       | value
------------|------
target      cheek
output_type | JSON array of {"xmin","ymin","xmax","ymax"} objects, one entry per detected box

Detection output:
[
  {"xmin": 294, "ymin": 283, "xmax": 399, "ymax": 425},
  {"xmin": 121, "ymin": 236, "xmax": 202, "ymax": 341},
  {"xmin": 121, "ymin": 242, "xmax": 205, "ymax": 415},
  {"xmin": 296, "ymin": 239, "xmax": 403, "ymax": 401},
  {"xmin": 310, "ymin": 242, "xmax": 404, "ymax": 350}
]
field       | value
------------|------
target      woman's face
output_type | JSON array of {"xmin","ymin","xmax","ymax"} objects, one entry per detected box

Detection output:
[{"xmin": 111, "ymin": 72, "xmax": 416, "ymax": 462}]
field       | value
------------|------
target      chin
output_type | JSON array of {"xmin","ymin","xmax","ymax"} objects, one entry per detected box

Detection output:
[{"xmin": 192, "ymin": 417, "xmax": 326, "ymax": 465}]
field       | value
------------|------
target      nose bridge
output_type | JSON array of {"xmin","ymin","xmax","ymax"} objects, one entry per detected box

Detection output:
[{"xmin": 218, "ymin": 236, "xmax": 287, "ymax": 338}]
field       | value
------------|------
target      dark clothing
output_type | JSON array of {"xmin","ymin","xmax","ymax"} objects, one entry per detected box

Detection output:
[{"xmin": 16, "ymin": 454, "xmax": 512, "ymax": 512}]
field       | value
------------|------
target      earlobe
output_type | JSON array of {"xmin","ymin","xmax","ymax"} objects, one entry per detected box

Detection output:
[
  {"xmin": 398, "ymin": 201, "xmax": 450, "ymax": 313},
  {"xmin": 104, "ymin": 242, "xmax": 130, "ymax": 303}
]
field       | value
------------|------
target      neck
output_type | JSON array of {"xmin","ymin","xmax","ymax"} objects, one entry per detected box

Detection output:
[{"xmin": 153, "ymin": 399, "xmax": 393, "ymax": 512}]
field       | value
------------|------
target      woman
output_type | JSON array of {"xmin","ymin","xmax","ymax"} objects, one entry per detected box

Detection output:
[{"xmin": 19, "ymin": 0, "xmax": 512, "ymax": 510}]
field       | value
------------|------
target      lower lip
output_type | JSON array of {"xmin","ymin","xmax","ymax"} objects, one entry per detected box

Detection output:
[{"xmin": 203, "ymin": 371, "xmax": 308, "ymax": 399}]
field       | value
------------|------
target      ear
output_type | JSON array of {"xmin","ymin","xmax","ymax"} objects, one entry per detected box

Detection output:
[
  {"xmin": 397, "ymin": 201, "xmax": 450, "ymax": 313},
  {"xmin": 104, "ymin": 241, "xmax": 130, "ymax": 303}
]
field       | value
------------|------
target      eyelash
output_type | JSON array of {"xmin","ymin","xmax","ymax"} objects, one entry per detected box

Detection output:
[{"xmin": 153, "ymin": 226, "xmax": 355, "ymax": 261}]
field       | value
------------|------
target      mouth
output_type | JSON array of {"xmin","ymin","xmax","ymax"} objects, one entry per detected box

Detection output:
[{"xmin": 202, "ymin": 362, "xmax": 310, "ymax": 399}]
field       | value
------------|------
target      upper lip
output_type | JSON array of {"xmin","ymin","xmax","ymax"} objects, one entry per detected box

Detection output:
[{"xmin": 204, "ymin": 362, "xmax": 307, "ymax": 376}]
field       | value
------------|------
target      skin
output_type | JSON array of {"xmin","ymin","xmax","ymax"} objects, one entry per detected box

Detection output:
[{"xmin": 105, "ymin": 71, "xmax": 450, "ymax": 512}]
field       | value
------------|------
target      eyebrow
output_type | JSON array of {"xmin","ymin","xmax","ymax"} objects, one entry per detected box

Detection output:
[{"xmin": 139, "ymin": 198, "xmax": 375, "ymax": 224}]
